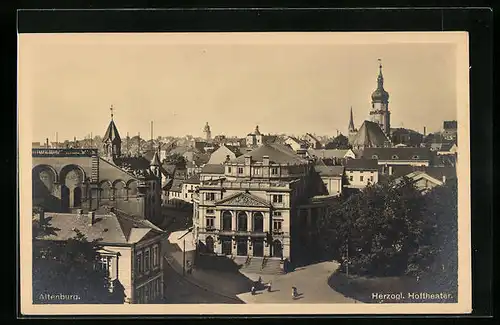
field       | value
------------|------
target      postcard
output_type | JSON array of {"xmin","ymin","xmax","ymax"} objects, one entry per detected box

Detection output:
[{"xmin": 19, "ymin": 31, "xmax": 471, "ymax": 315}]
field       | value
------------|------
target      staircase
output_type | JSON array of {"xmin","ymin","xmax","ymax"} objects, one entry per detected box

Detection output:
[{"xmin": 238, "ymin": 257, "xmax": 284, "ymax": 275}]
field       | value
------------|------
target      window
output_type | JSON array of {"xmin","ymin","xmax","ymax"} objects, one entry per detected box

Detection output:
[
  {"xmin": 205, "ymin": 192, "xmax": 215, "ymax": 201},
  {"xmin": 273, "ymin": 220, "xmax": 282, "ymax": 231},
  {"xmin": 237, "ymin": 167, "xmax": 244, "ymax": 174},
  {"xmin": 206, "ymin": 217, "xmax": 215, "ymax": 229},
  {"xmin": 372, "ymin": 155, "xmax": 379, "ymax": 159},
  {"xmin": 144, "ymin": 248, "xmax": 150, "ymax": 273},
  {"xmin": 228, "ymin": 167, "xmax": 232, "ymax": 173},
  {"xmin": 253, "ymin": 168, "xmax": 261, "ymax": 175},
  {"xmin": 360, "ymin": 175, "xmax": 364, "ymax": 182},
  {"xmin": 144, "ymin": 283, "xmax": 150, "ymax": 304},
  {"xmin": 185, "ymin": 193, "xmax": 188, "ymax": 198},
  {"xmin": 392, "ymin": 155, "xmax": 399, "ymax": 159},
  {"xmin": 271, "ymin": 167, "xmax": 279, "ymax": 175},
  {"xmin": 273, "ymin": 211, "xmax": 282, "ymax": 217},
  {"xmin": 349, "ymin": 176, "xmax": 353, "ymax": 181},
  {"xmin": 272, "ymin": 195, "xmax": 283, "ymax": 203},
  {"xmin": 152, "ymin": 245, "xmax": 159, "ymax": 268},
  {"xmin": 96, "ymin": 256, "xmax": 111, "ymax": 274},
  {"xmin": 206, "ymin": 209, "xmax": 215, "ymax": 214},
  {"xmin": 370, "ymin": 176, "xmax": 374, "ymax": 182},
  {"xmin": 136, "ymin": 251, "xmax": 143, "ymax": 275}
]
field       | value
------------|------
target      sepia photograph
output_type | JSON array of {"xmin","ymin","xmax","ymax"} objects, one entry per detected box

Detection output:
[{"xmin": 19, "ymin": 31, "xmax": 471, "ymax": 315}]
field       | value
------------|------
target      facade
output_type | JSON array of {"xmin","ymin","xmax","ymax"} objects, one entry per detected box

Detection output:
[
  {"xmin": 344, "ymin": 159, "xmax": 379, "ymax": 189},
  {"xmin": 313, "ymin": 165, "xmax": 344, "ymax": 196},
  {"xmin": 245, "ymin": 125, "xmax": 264, "ymax": 147},
  {"xmin": 32, "ymin": 116, "xmax": 163, "ymax": 225},
  {"xmin": 34, "ymin": 208, "xmax": 166, "ymax": 304},
  {"xmin": 284, "ymin": 136, "xmax": 307, "ymax": 152},
  {"xmin": 192, "ymin": 142, "xmax": 316, "ymax": 265},
  {"xmin": 303, "ymin": 133, "xmax": 322, "ymax": 149}
]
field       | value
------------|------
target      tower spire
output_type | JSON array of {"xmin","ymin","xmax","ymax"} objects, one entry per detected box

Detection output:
[
  {"xmin": 377, "ymin": 59, "xmax": 384, "ymax": 88},
  {"xmin": 348, "ymin": 106, "xmax": 355, "ymax": 132}
]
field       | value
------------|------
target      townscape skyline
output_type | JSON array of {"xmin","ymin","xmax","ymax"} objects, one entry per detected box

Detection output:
[{"xmin": 20, "ymin": 33, "xmax": 458, "ymax": 143}]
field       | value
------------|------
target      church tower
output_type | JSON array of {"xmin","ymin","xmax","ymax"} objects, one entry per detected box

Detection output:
[
  {"xmin": 102, "ymin": 105, "xmax": 121, "ymax": 160},
  {"xmin": 348, "ymin": 106, "xmax": 357, "ymax": 138},
  {"xmin": 203, "ymin": 122, "xmax": 212, "ymax": 142},
  {"xmin": 370, "ymin": 60, "xmax": 391, "ymax": 136}
]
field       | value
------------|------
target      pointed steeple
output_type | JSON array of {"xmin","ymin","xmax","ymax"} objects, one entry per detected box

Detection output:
[
  {"xmin": 102, "ymin": 105, "xmax": 122, "ymax": 159},
  {"xmin": 348, "ymin": 106, "xmax": 356, "ymax": 133}
]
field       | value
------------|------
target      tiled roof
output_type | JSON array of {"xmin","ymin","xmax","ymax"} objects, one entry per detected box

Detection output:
[
  {"xmin": 362, "ymin": 147, "xmax": 432, "ymax": 161},
  {"xmin": 184, "ymin": 173, "xmax": 201, "ymax": 184},
  {"xmin": 424, "ymin": 166, "xmax": 457, "ymax": 181},
  {"xmin": 314, "ymin": 165, "xmax": 344, "ymax": 177},
  {"xmin": 345, "ymin": 159, "xmax": 378, "ymax": 170},
  {"xmin": 305, "ymin": 133, "xmax": 320, "ymax": 143},
  {"xmin": 232, "ymin": 142, "xmax": 308, "ymax": 165},
  {"xmin": 161, "ymin": 163, "xmax": 177, "ymax": 176},
  {"xmin": 351, "ymin": 120, "xmax": 389, "ymax": 148},
  {"xmin": 36, "ymin": 210, "xmax": 163, "ymax": 245},
  {"xmin": 103, "ymin": 120, "xmax": 121, "ymax": 143},
  {"xmin": 170, "ymin": 179, "xmax": 183, "ymax": 192},
  {"xmin": 308, "ymin": 149, "xmax": 349, "ymax": 159},
  {"xmin": 201, "ymin": 164, "xmax": 225, "ymax": 174}
]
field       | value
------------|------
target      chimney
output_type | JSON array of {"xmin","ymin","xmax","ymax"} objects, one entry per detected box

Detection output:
[
  {"xmin": 262, "ymin": 155, "xmax": 270, "ymax": 166},
  {"xmin": 244, "ymin": 154, "xmax": 251, "ymax": 166},
  {"xmin": 423, "ymin": 126, "xmax": 426, "ymax": 136},
  {"xmin": 45, "ymin": 138, "xmax": 49, "ymax": 148},
  {"xmin": 88, "ymin": 211, "xmax": 96, "ymax": 226}
]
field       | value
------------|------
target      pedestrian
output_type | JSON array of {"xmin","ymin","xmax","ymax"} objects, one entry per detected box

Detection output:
[
  {"xmin": 251, "ymin": 286, "xmax": 256, "ymax": 295},
  {"xmin": 292, "ymin": 286, "xmax": 296, "ymax": 298},
  {"xmin": 267, "ymin": 281, "xmax": 272, "ymax": 292}
]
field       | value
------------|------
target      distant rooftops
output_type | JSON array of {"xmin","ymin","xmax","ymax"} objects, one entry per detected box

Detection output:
[{"xmin": 232, "ymin": 142, "xmax": 308, "ymax": 165}]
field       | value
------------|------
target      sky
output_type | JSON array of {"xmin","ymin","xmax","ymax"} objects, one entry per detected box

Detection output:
[{"xmin": 19, "ymin": 33, "xmax": 461, "ymax": 143}]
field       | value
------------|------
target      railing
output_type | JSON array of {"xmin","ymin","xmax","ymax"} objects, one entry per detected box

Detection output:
[
  {"xmin": 198, "ymin": 228, "xmax": 267, "ymax": 237},
  {"xmin": 200, "ymin": 181, "xmax": 290, "ymax": 190},
  {"xmin": 32, "ymin": 148, "xmax": 99, "ymax": 157}
]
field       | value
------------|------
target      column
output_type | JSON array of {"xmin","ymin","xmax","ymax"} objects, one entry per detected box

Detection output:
[
  {"xmin": 249, "ymin": 211, "xmax": 253, "ymax": 232},
  {"xmin": 232, "ymin": 211, "xmax": 237, "ymax": 231}
]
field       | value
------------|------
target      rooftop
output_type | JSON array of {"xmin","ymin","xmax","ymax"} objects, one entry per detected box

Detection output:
[
  {"xmin": 351, "ymin": 120, "xmax": 389, "ymax": 148},
  {"xmin": 345, "ymin": 159, "xmax": 379, "ymax": 170},
  {"xmin": 35, "ymin": 208, "xmax": 164, "ymax": 245},
  {"xmin": 362, "ymin": 147, "xmax": 432, "ymax": 161},
  {"xmin": 201, "ymin": 164, "xmax": 226, "ymax": 174},
  {"xmin": 232, "ymin": 142, "xmax": 308, "ymax": 165},
  {"xmin": 314, "ymin": 165, "xmax": 344, "ymax": 177}
]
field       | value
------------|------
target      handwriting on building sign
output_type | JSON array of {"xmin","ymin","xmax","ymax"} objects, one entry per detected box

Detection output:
[{"xmin": 32, "ymin": 148, "xmax": 98, "ymax": 157}]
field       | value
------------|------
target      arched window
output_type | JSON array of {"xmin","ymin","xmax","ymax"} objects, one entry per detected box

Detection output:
[
  {"xmin": 253, "ymin": 212, "xmax": 264, "ymax": 232},
  {"xmin": 114, "ymin": 181, "xmax": 126, "ymax": 200},
  {"xmin": 221, "ymin": 211, "xmax": 232, "ymax": 231},
  {"xmin": 237, "ymin": 212, "xmax": 248, "ymax": 231},
  {"xmin": 372, "ymin": 155, "xmax": 379, "ymax": 160},
  {"xmin": 392, "ymin": 155, "xmax": 399, "ymax": 160}
]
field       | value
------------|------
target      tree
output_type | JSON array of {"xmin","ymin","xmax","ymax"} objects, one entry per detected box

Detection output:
[
  {"xmin": 325, "ymin": 134, "xmax": 351, "ymax": 150},
  {"xmin": 316, "ymin": 178, "xmax": 433, "ymax": 277},
  {"xmin": 164, "ymin": 153, "xmax": 187, "ymax": 169},
  {"xmin": 32, "ymin": 207, "xmax": 124, "ymax": 304}
]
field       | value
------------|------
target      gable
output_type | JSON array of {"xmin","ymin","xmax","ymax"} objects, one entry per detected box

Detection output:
[{"xmin": 215, "ymin": 192, "xmax": 271, "ymax": 208}]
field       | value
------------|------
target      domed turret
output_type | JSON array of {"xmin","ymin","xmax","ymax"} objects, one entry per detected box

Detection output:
[{"xmin": 371, "ymin": 62, "xmax": 389, "ymax": 102}]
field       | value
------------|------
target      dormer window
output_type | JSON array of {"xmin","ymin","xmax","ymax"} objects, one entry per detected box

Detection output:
[
  {"xmin": 392, "ymin": 155, "xmax": 399, "ymax": 160},
  {"xmin": 412, "ymin": 155, "xmax": 420, "ymax": 160},
  {"xmin": 372, "ymin": 155, "xmax": 378, "ymax": 159}
]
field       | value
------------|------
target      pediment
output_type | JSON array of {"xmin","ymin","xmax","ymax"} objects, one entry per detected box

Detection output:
[{"xmin": 216, "ymin": 192, "xmax": 270, "ymax": 208}]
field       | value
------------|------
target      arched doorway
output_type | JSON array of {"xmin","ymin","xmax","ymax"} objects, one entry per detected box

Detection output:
[
  {"xmin": 272, "ymin": 240, "xmax": 283, "ymax": 258},
  {"xmin": 61, "ymin": 185, "xmax": 70, "ymax": 211},
  {"xmin": 237, "ymin": 212, "xmax": 247, "ymax": 231},
  {"xmin": 221, "ymin": 211, "xmax": 232, "ymax": 231},
  {"xmin": 205, "ymin": 236, "xmax": 214, "ymax": 253},
  {"xmin": 221, "ymin": 237, "xmax": 232, "ymax": 255},
  {"xmin": 73, "ymin": 187, "xmax": 82, "ymax": 207},
  {"xmin": 253, "ymin": 212, "xmax": 264, "ymax": 232}
]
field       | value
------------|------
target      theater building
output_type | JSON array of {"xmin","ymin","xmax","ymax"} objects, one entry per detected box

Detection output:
[{"xmin": 192, "ymin": 142, "xmax": 336, "ymax": 268}]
